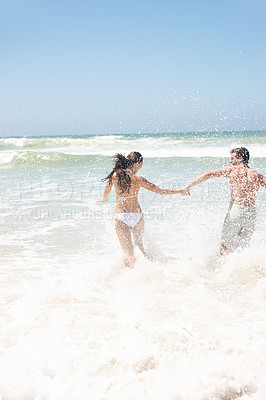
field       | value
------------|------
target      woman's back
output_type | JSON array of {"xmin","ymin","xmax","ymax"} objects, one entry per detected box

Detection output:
[{"xmin": 113, "ymin": 170, "xmax": 142, "ymax": 213}]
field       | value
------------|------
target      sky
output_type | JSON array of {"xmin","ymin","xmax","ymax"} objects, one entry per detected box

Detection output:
[{"xmin": 0, "ymin": 0, "xmax": 265, "ymax": 136}]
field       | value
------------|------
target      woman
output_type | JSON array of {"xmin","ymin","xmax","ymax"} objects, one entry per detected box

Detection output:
[{"xmin": 98, "ymin": 152, "xmax": 188, "ymax": 267}]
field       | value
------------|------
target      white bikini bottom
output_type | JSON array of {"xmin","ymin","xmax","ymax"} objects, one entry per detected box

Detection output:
[{"xmin": 115, "ymin": 212, "xmax": 144, "ymax": 228}]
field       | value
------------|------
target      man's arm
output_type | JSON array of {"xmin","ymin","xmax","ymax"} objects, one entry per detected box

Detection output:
[
  {"xmin": 185, "ymin": 167, "xmax": 232, "ymax": 190},
  {"xmin": 259, "ymin": 172, "xmax": 266, "ymax": 188}
]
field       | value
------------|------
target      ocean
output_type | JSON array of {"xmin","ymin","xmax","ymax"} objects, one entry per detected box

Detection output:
[{"xmin": 0, "ymin": 131, "xmax": 265, "ymax": 400}]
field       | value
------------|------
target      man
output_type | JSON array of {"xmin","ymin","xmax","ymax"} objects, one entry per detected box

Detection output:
[{"xmin": 184, "ymin": 147, "xmax": 266, "ymax": 255}]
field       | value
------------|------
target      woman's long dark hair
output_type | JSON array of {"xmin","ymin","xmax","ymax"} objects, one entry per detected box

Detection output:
[{"xmin": 102, "ymin": 152, "xmax": 143, "ymax": 193}]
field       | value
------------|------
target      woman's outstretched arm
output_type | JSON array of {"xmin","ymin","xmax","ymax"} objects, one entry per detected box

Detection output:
[{"xmin": 140, "ymin": 177, "xmax": 189, "ymax": 196}]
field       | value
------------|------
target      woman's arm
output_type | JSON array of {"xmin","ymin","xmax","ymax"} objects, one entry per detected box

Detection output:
[
  {"xmin": 97, "ymin": 180, "xmax": 113, "ymax": 202},
  {"xmin": 140, "ymin": 177, "xmax": 189, "ymax": 195}
]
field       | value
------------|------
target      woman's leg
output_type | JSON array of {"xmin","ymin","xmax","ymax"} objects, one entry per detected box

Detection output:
[
  {"xmin": 115, "ymin": 219, "xmax": 134, "ymax": 267},
  {"xmin": 133, "ymin": 217, "xmax": 156, "ymax": 261},
  {"xmin": 132, "ymin": 216, "xmax": 146, "ymax": 257}
]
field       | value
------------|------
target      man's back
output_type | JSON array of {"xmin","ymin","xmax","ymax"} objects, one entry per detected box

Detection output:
[{"xmin": 229, "ymin": 166, "xmax": 262, "ymax": 206}]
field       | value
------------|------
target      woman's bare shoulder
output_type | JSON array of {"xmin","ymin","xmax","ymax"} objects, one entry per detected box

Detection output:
[{"xmin": 134, "ymin": 175, "xmax": 146, "ymax": 183}]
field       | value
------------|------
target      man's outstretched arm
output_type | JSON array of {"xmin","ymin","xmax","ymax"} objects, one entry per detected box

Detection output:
[{"xmin": 185, "ymin": 167, "xmax": 232, "ymax": 190}]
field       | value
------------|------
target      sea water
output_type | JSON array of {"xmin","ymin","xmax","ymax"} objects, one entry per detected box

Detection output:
[{"xmin": 0, "ymin": 131, "xmax": 265, "ymax": 400}]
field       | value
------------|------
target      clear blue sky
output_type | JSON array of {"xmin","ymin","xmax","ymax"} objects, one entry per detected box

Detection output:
[{"xmin": 1, "ymin": 0, "xmax": 265, "ymax": 136}]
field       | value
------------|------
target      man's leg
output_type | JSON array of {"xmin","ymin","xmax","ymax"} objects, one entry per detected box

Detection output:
[
  {"xmin": 236, "ymin": 208, "xmax": 256, "ymax": 249},
  {"xmin": 220, "ymin": 206, "xmax": 233, "ymax": 256}
]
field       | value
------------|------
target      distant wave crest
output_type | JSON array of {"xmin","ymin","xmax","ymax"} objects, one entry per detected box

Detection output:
[
  {"xmin": 0, "ymin": 151, "xmax": 98, "ymax": 168},
  {"xmin": 0, "ymin": 132, "xmax": 265, "ymax": 168}
]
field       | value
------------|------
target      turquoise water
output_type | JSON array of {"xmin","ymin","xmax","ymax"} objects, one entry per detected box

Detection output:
[{"xmin": 0, "ymin": 131, "xmax": 266, "ymax": 399}]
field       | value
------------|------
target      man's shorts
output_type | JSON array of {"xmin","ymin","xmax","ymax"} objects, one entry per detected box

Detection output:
[{"xmin": 221, "ymin": 203, "xmax": 256, "ymax": 251}]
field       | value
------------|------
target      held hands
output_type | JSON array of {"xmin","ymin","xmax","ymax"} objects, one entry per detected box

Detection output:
[{"xmin": 179, "ymin": 187, "xmax": 190, "ymax": 196}]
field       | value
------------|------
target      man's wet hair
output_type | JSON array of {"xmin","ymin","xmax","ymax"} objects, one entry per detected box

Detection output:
[{"xmin": 230, "ymin": 147, "xmax": 250, "ymax": 164}]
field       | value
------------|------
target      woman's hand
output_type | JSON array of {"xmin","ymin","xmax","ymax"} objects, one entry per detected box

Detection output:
[
  {"xmin": 97, "ymin": 197, "xmax": 108, "ymax": 203},
  {"xmin": 97, "ymin": 181, "xmax": 113, "ymax": 203}
]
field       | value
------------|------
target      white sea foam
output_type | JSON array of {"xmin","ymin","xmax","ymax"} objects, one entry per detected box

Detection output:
[
  {"xmin": 0, "ymin": 238, "xmax": 265, "ymax": 399},
  {"xmin": 0, "ymin": 151, "xmax": 19, "ymax": 165}
]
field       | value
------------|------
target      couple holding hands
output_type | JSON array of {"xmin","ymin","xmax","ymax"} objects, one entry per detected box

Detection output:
[{"xmin": 98, "ymin": 148, "xmax": 266, "ymax": 268}]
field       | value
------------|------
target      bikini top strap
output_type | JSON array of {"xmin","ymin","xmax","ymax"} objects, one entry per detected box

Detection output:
[{"xmin": 116, "ymin": 194, "xmax": 138, "ymax": 203}]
